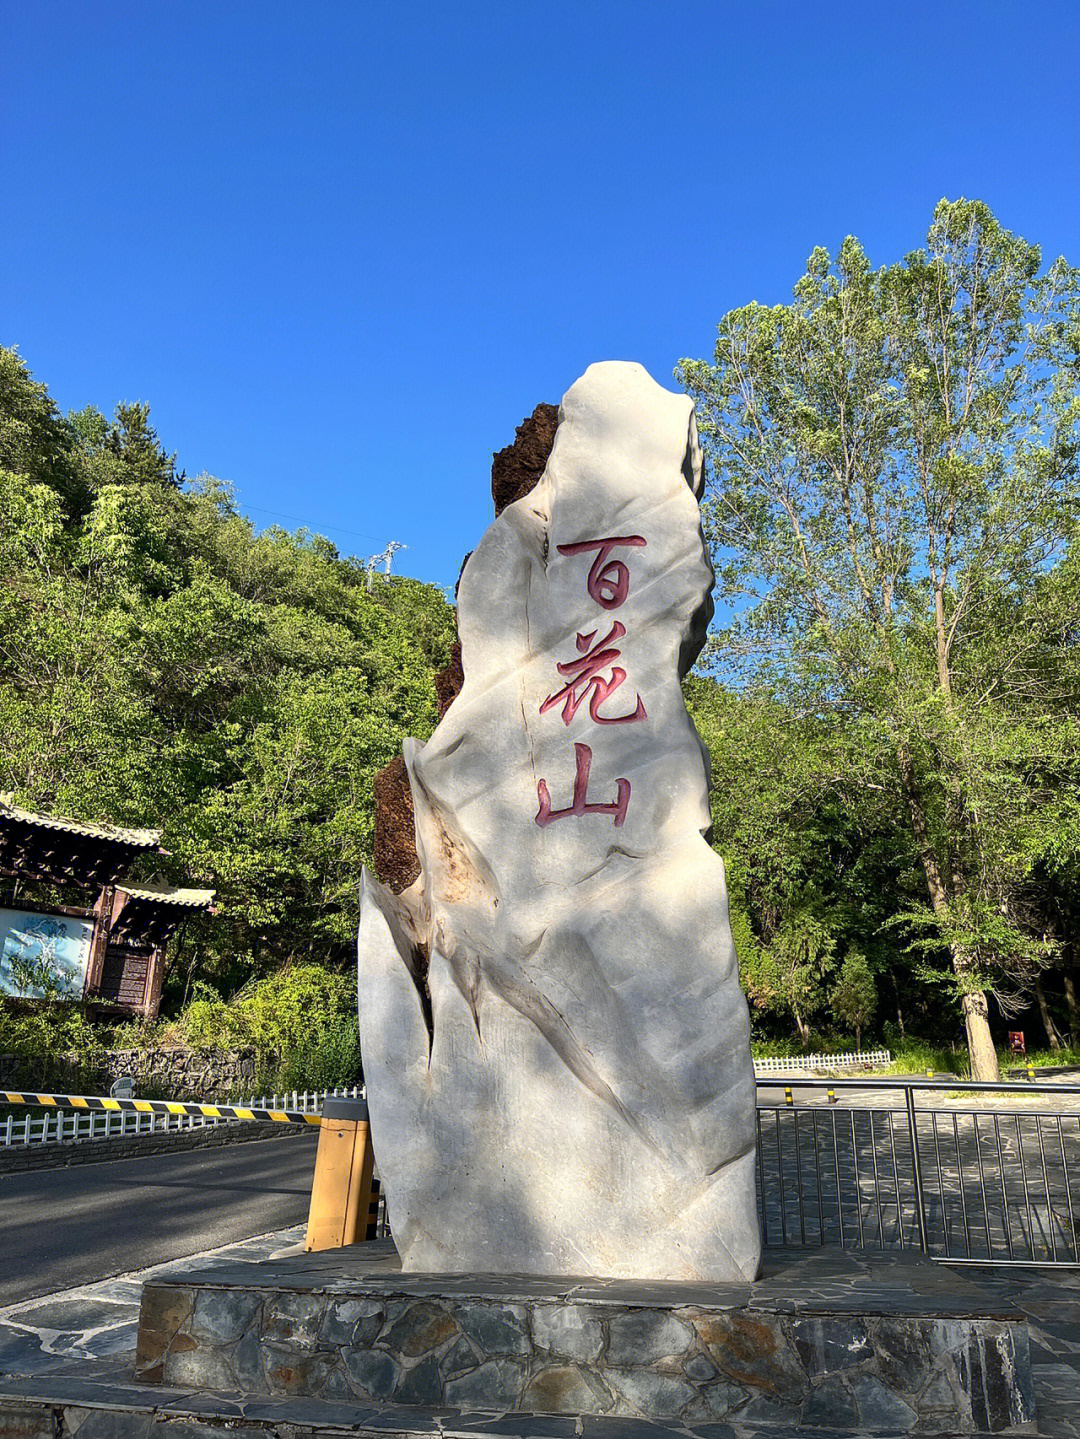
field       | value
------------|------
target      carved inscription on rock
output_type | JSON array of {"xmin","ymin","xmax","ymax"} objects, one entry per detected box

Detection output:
[
  {"xmin": 536, "ymin": 534, "xmax": 647, "ymax": 828},
  {"xmin": 357, "ymin": 362, "xmax": 759, "ymax": 1282}
]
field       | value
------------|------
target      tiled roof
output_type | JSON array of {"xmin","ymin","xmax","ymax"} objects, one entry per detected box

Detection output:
[
  {"xmin": 117, "ymin": 880, "xmax": 216, "ymax": 909},
  {"xmin": 0, "ymin": 795, "xmax": 161, "ymax": 848}
]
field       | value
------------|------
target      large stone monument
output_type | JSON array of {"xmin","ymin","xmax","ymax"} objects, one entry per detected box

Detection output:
[{"xmin": 357, "ymin": 362, "xmax": 759, "ymax": 1281}]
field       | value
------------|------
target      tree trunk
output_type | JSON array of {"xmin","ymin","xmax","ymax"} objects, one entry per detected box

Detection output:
[
  {"xmin": 1064, "ymin": 972, "xmax": 1080, "ymax": 1048},
  {"xmin": 897, "ymin": 742, "xmax": 999, "ymax": 1080},
  {"xmin": 961, "ymin": 990, "xmax": 1000, "ymax": 1081},
  {"xmin": 793, "ymin": 1006, "xmax": 810, "ymax": 1047},
  {"xmin": 1035, "ymin": 974, "xmax": 1064, "ymax": 1052},
  {"xmin": 890, "ymin": 970, "xmax": 906, "ymax": 1036}
]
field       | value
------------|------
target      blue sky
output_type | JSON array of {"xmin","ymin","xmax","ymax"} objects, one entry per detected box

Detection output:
[{"xmin": 3, "ymin": 1, "xmax": 1078, "ymax": 590}]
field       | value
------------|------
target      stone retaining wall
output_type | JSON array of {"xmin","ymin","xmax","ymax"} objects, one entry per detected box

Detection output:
[
  {"xmin": 134, "ymin": 1248, "xmax": 1034, "ymax": 1434},
  {"xmin": 0, "ymin": 1046, "xmax": 264, "ymax": 1100},
  {"xmin": 102, "ymin": 1046, "xmax": 265, "ymax": 1097}
]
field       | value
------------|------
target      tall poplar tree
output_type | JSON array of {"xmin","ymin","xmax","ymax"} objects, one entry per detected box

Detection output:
[{"xmin": 679, "ymin": 200, "xmax": 1080, "ymax": 1079}]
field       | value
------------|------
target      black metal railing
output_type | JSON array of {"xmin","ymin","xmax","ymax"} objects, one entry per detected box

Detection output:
[{"xmin": 754, "ymin": 1075, "xmax": 1080, "ymax": 1265}]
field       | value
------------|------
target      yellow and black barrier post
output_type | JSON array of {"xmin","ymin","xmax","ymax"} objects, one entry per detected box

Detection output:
[{"xmin": 305, "ymin": 1094, "xmax": 377, "ymax": 1251}]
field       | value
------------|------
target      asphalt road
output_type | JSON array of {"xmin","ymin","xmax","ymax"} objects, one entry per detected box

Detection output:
[{"xmin": 0, "ymin": 1132, "xmax": 318, "ymax": 1305}]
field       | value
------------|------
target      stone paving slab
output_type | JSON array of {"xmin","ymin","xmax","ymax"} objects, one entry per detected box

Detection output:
[
  {"xmin": 0, "ymin": 1372, "xmax": 1057, "ymax": 1439},
  {"xmin": 0, "ymin": 1225, "xmax": 307, "ymax": 1376},
  {"xmin": 4, "ymin": 1230, "xmax": 1080, "ymax": 1435},
  {"xmin": 145, "ymin": 1243, "xmax": 1024, "ymax": 1320}
]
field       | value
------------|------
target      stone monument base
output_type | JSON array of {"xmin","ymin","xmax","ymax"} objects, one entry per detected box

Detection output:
[{"xmin": 133, "ymin": 1242, "xmax": 1033, "ymax": 1434}]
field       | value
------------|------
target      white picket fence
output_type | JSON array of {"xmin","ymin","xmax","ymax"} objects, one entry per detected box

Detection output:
[
  {"xmin": 0, "ymin": 1083, "xmax": 366, "ymax": 1149},
  {"xmin": 1, "ymin": 1106, "xmax": 220, "ymax": 1146},
  {"xmin": 231, "ymin": 1083, "xmax": 365, "ymax": 1113},
  {"xmin": 9, "ymin": 1066, "xmax": 915, "ymax": 1151},
  {"xmin": 753, "ymin": 1048, "xmax": 891, "ymax": 1074}
]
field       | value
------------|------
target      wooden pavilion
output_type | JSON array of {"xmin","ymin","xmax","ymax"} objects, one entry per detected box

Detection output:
[{"xmin": 0, "ymin": 796, "xmax": 214, "ymax": 1017}]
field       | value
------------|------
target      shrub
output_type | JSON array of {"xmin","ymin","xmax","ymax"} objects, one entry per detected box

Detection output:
[
  {"xmin": 0, "ymin": 998, "xmax": 106, "ymax": 1090},
  {"xmin": 105, "ymin": 1016, "xmax": 169, "ymax": 1052},
  {"xmin": 884, "ymin": 1035, "xmax": 968, "ymax": 1077},
  {"xmin": 178, "ymin": 964, "xmax": 360, "ymax": 1090}
]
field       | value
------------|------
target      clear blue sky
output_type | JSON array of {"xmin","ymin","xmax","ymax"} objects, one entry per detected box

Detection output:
[{"xmin": 3, "ymin": 1, "xmax": 1077, "ymax": 590}]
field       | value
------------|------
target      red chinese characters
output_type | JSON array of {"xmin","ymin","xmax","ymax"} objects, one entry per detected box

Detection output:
[
  {"xmin": 535, "ymin": 742, "xmax": 629, "ymax": 828},
  {"xmin": 538, "ymin": 622, "xmax": 648, "ymax": 727},
  {"xmin": 535, "ymin": 535, "xmax": 647, "ymax": 829},
  {"xmin": 555, "ymin": 535, "xmax": 647, "ymax": 609}
]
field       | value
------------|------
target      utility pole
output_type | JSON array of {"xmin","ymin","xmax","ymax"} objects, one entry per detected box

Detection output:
[{"xmin": 365, "ymin": 542, "xmax": 406, "ymax": 590}]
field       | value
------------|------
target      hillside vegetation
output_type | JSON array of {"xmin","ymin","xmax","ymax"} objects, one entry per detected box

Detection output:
[
  {"xmin": 0, "ymin": 345, "xmax": 455, "ymax": 1008},
  {"xmin": 6, "ymin": 201, "xmax": 1080, "ymax": 1088}
]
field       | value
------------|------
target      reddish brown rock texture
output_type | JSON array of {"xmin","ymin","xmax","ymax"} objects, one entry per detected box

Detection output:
[
  {"xmin": 372, "ymin": 754, "xmax": 420, "ymax": 894},
  {"xmin": 433, "ymin": 640, "xmax": 464, "ymax": 720},
  {"xmin": 491, "ymin": 403, "xmax": 560, "ymax": 517},
  {"xmin": 371, "ymin": 404, "xmax": 558, "ymax": 893}
]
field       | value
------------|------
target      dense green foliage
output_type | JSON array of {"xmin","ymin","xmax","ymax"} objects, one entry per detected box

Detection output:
[
  {"xmin": 0, "ymin": 1001, "xmax": 106, "ymax": 1089},
  {"xmin": 173, "ymin": 965, "xmax": 361, "ymax": 1091},
  {"xmin": 5, "ymin": 203, "xmax": 1080, "ymax": 1080},
  {"xmin": 0, "ymin": 968, "xmax": 361, "ymax": 1093},
  {"xmin": 680, "ymin": 200, "xmax": 1080, "ymax": 1076},
  {"xmin": 0, "ymin": 346, "xmax": 455, "ymax": 1006}
]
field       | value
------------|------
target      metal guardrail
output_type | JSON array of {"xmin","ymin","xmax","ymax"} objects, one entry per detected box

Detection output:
[
  {"xmin": 756, "ymin": 1075, "xmax": 1080, "ymax": 1266},
  {"xmin": 7, "ymin": 1075, "xmax": 1080, "ymax": 1267}
]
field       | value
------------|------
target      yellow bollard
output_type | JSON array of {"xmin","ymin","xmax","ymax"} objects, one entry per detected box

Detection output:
[
  {"xmin": 827, "ymin": 1088, "xmax": 836, "ymax": 1105},
  {"xmin": 305, "ymin": 1096, "xmax": 376, "ymax": 1251},
  {"xmin": 784, "ymin": 1086, "xmax": 793, "ymax": 1107}
]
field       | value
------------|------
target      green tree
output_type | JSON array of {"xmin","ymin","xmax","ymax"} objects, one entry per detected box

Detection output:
[
  {"xmin": 71, "ymin": 401, "xmax": 180, "ymax": 490},
  {"xmin": 679, "ymin": 200, "xmax": 1080, "ymax": 1079},
  {"xmin": 0, "ymin": 348, "xmax": 456, "ymax": 1003},
  {"xmin": 0, "ymin": 346, "xmax": 89, "ymax": 516},
  {"xmin": 685, "ymin": 675, "xmax": 922, "ymax": 1045},
  {"xmin": 743, "ymin": 897, "xmax": 837, "ymax": 1045},
  {"xmin": 831, "ymin": 950, "xmax": 878, "ymax": 1050}
]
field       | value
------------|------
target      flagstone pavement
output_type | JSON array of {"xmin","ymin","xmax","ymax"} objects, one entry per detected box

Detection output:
[{"xmin": 2, "ymin": 1234, "xmax": 1079, "ymax": 1438}]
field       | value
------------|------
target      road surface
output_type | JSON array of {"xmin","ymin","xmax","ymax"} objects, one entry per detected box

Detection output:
[{"xmin": 0, "ymin": 1132, "xmax": 318, "ymax": 1305}]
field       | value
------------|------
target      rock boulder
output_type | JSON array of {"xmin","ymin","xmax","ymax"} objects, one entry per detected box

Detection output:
[{"xmin": 357, "ymin": 362, "xmax": 759, "ymax": 1281}]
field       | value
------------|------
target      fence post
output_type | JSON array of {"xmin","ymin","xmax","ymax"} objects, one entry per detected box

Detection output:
[{"xmin": 904, "ymin": 1083, "xmax": 929, "ymax": 1253}]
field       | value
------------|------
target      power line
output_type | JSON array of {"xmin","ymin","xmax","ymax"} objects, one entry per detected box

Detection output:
[{"xmin": 239, "ymin": 502, "xmax": 386, "ymax": 545}]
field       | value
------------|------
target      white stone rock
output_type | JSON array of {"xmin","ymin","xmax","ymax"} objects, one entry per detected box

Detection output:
[{"xmin": 358, "ymin": 361, "xmax": 760, "ymax": 1281}]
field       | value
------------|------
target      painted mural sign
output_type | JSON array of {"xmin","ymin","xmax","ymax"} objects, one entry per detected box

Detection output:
[{"xmin": 0, "ymin": 907, "xmax": 93, "ymax": 1000}]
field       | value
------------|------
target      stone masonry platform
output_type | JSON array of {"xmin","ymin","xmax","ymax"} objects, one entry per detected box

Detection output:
[{"xmin": 133, "ymin": 1243, "xmax": 1034, "ymax": 1434}]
